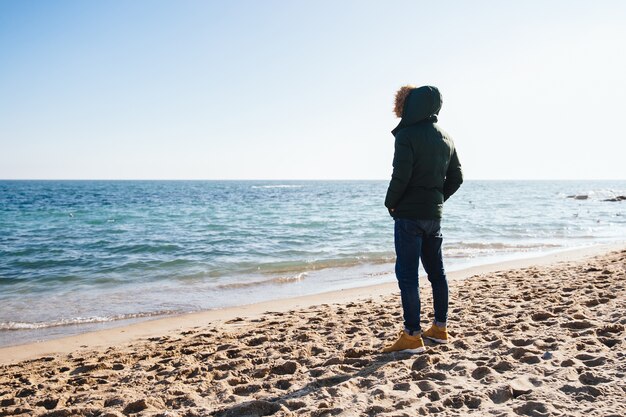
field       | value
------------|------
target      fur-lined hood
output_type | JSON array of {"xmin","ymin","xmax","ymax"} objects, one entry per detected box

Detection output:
[{"xmin": 392, "ymin": 86, "xmax": 442, "ymax": 136}]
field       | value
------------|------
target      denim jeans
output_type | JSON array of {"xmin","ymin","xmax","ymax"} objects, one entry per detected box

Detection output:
[{"xmin": 394, "ymin": 218, "xmax": 448, "ymax": 334}]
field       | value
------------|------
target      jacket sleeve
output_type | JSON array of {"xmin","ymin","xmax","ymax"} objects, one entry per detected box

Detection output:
[
  {"xmin": 443, "ymin": 148, "xmax": 463, "ymax": 201},
  {"xmin": 384, "ymin": 136, "xmax": 413, "ymax": 210}
]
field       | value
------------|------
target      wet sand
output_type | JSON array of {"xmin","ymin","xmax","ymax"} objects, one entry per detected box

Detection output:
[{"xmin": 0, "ymin": 246, "xmax": 625, "ymax": 416}]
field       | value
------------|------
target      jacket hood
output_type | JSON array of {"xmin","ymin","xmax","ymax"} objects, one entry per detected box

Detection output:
[{"xmin": 392, "ymin": 86, "xmax": 442, "ymax": 136}]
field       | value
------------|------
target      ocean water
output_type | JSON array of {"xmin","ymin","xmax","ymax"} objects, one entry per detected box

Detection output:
[{"xmin": 0, "ymin": 180, "xmax": 624, "ymax": 347}]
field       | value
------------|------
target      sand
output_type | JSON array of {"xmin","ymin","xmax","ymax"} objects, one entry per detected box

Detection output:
[{"xmin": 0, "ymin": 246, "xmax": 625, "ymax": 416}]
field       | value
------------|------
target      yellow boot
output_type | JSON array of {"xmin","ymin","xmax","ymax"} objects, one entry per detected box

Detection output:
[
  {"xmin": 422, "ymin": 323, "xmax": 448, "ymax": 344},
  {"xmin": 382, "ymin": 330, "xmax": 425, "ymax": 353}
]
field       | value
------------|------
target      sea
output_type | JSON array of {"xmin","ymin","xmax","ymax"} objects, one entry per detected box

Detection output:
[{"xmin": 1, "ymin": 180, "xmax": 624, "ymax": 347}]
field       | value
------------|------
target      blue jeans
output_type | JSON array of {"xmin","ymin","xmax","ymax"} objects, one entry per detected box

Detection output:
[{"xmin": 394, "ymin": 218, "xmax": 448, "ymax": 334}]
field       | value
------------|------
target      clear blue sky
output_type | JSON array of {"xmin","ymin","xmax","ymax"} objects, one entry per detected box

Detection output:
[{"xmin": 1, "ymin": 1, "xmax": 625, "ymax": 180}]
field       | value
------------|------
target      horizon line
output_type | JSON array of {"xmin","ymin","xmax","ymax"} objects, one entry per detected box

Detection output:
[{"xmin": 1, "ymin": 178, "xmax": 625, "ymax": 182}]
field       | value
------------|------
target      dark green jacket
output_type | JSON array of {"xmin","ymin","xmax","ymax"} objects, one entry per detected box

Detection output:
[{"xmin": 384, "ymin": 86, "xmax": 463, "ymax": 219}]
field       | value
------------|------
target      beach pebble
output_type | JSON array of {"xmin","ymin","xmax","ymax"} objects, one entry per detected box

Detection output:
[{"xmin": 542, "ymin": 351, "xmax": 553, "ymax": 360}]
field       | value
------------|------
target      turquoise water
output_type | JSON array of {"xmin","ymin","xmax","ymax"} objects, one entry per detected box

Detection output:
[{"xmin": 1, "ymin": 180, "xmax": 624, "ymax": 346}]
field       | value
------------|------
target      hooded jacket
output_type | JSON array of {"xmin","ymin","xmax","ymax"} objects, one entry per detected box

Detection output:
[{"xmin": 384, "ymin": 86, "xmax": 463, "ymax": 220}]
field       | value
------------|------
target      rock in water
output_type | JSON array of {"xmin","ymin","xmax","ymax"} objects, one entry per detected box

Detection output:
[{"xmin": 603, "ymin": 196, "xmax": 626, "ymax": 202}]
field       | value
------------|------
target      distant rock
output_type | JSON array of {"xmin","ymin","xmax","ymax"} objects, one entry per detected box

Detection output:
[{"xmin": 603, "ymin": 196, "xmax": 626, "ymax": 202}]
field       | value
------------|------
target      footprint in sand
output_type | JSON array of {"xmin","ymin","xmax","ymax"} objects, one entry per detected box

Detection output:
[
  {"xmin": 248, "ymin": 367, "xmax": 270, "ymax": 379},
  {"xmin": 471, "ymin": 366, "xmax": 493, "ymax": 380},
  {"xmin": 411, "ymin": 355, "xmax": 433, "ymax": 371},
  {"xmin": 227, "ymin": 376, "xmax": 249, "ymax": 387},
  {"xmin": 214, "ymin": 400, "xmax": 282, "ymax": 417},
  {"xmin": 34, "ymin": 397, "xmax": 59, "ymax": 410},
  {"xmin": 509, "ymin": 347, "xmax": 540, "ymax": 360},
  {"xmin": 295, "ymin": 333, "xmax": 313, "ymax": 342},
  {"xmin": 579, "ymin": 371, "xmax": 611, "ymax": 385},
  {"xmin": 270, "ymin": 361, "xmax": 298, "ymax": 375},
  {"xmin": 344, "ymin": 348, "xmax": 371, "ymax": 359},
  {"xmin": 392, "ymin": 382, "xmax": 412, "ymax": 391},
  {"xmin": 344, "ymin": 326, "xmax": 359, "ymax": 335},
  {"xmin": 598, "ymin": 337, "xmax": 620, "ymax": 348},
  {"xmin": 275, "ymin": 379, "xmax": 292, "ymax": 390},
  {"xmin": 487, "ymin": 385, "xmax": 513, "ymax": 404},
  {"xmin": 561, "ymin": 320, "xmax": 594, "ymax": 330},
  {"xmin": 122, "ymin": 399, "xmax": 151, "ymax": 414},
  {"xmin": 277, "ymin": 345, "xmax": 293, "ymax": 354},
  {"xmin": 584, "ymin": 298, "xmax": 603, "ymax": 307},
  {"xmin": 310, "ymin": 346, "xmax": 325, "ymax": 356},
  {"xmin": 245, "ymin": 336, "xmax": 269, "ymax": 346},
  {"xmin": 416, "ymin": 380, "xmax": 437, "ymax": 392},
  {"xmin": 283, "ymin": 400, "xmax": 306, "ymax": 411},
  {"xmin": 70, "ymin": 362, "xmax": 109, "ymax": 375},
  {"xmin": 519, "ymin": 355, "xmax": 541, "ymax": 364},
  {"xmin": 582, "ymin": 356, "xmax": 607, "ymax": 367},
  {"xmin": 0, "ymin": 398, "xmax": 15, "ymax": 408},
  {"xmin": 418, "ymin": 371, "xmax": 447, "ymax": 381},
  {"xmin": 442, "ymin": 391, "xmax": 483, "ymax": 410},
  {"xmin": 596, "ymin": 324, "xmax": 624, "ymax": 336},
  {"xmin": 510, "ymin": 338, "xmax": 534, "ymax": 347},
  {"xmin": 513, "ymin": 400, "xmax": 554, "ymax": 417},
  {"xmin": 363, "ymin": 404, "xmax": 387, "ymax": 416},
  {"xmin": 492, "ymin": 360, "xmax": 515, "ymax": 373},
  {"xmin": 559, "ymin": 384, "xmax": 603, "ymax": 402}
]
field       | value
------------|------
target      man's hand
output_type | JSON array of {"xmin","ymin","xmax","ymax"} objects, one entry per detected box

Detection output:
[{"xmin": 388, "ymin": 207, "xmax": 395, "ymax": 217}]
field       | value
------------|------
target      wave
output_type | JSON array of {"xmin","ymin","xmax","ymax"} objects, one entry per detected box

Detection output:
[
  {"xmin": 0, "ymin": 310, "xmax": 179, "ymax": 331},
  {"xmin": 217, "ymin": 272, "xmax": 308, "ymax": 289},
  {"xmin": 108, "ymin": 243, "xmax": 184, "ymax": 254},
  {"xmin": 250, "ymin": 185, "xmax": 303, "ymax": 189},
  {"xmin": 444, "ymin": 241, "xmax": 565, "ymax": 259},
  {"xmin": 250, "ymin": 253, "xmax": 396, "ymax": 276},
  {"xmin": 446, "ymin": 242, "xmax": 562, "ymax": 250}
]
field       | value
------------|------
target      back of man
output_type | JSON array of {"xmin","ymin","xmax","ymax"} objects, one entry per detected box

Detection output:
[
  {"xmin": 382, "ymin": 85, "xmax": 463, "ymax": 354},
  {"xmin": 385, "ymin": 86, "xmax": 462, "ymax": 219}
]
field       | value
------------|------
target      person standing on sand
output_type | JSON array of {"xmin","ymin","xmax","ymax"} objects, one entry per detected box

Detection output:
[{"xmin": 382, "ymin": 85, "xmax": 463, "ymax": 353}]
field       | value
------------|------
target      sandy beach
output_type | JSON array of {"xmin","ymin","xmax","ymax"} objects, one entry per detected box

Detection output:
[{"xmin": 1, "ymin": 245, "xmax": 625, "ymax": 416}]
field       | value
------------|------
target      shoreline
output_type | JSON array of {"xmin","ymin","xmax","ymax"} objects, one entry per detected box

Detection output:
[
  {"xmin": 1, "ymin": 244, "xmax": 624, "ymax": 416},
  {"xmin": 1, "ymin": 242, "xmax": 622, "ymax": 365}
]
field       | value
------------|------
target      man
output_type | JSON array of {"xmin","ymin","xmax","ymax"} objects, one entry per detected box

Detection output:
[{"xmin": 382, "ymin": 85, "xmax": 463, "ymax": 353}]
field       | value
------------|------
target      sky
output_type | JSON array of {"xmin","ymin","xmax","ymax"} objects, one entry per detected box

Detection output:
[{"xmin": 1, "ymin": 1, "xmax": 625, "ymax": 180}]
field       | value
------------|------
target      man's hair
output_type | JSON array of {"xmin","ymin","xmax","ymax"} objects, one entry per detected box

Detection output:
[{"xmin": 394, "ymin": 85, "xmax": 415, "ymax": 118}]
